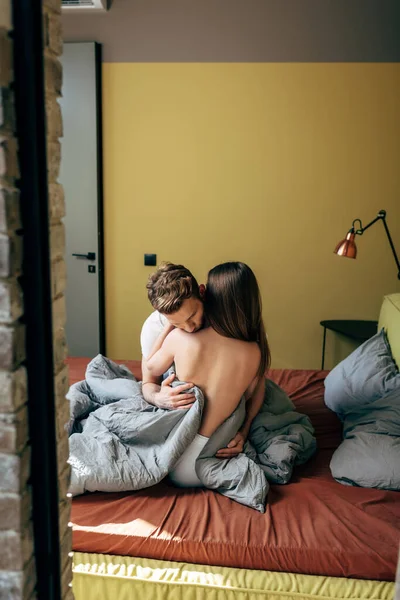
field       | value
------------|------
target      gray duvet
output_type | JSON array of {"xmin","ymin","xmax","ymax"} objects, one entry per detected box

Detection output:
[{"xmin": 67, "ymin": 355, "xmax": 316, "ymax": 512}]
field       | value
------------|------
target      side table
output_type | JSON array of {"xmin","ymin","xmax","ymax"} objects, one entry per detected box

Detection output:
[{"xmin": 320, "ymin": 320, "xmax": 378, "ymax": 370}]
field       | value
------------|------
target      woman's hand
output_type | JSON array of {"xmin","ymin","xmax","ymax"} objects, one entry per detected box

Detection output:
[{"xmin": 216, "ymin": 431, "xmax": 246, "ymax": 458}]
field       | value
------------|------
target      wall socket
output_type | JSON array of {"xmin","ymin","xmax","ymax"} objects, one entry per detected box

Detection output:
[{"xmin": 144, "ymin": 254, "xmax": 157, "ymax": 266}]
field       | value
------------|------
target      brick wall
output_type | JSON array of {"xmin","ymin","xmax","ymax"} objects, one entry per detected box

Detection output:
[
  {"xmin": 0, "ymin": 0, "xmax": 73, "ymax": 598},
  {"xmin": 0, "ymin": 2, "xmax": 36, "ymax": 598},
  {"xmin": 43, "ymin": 0, "xmax": 74, "ymax": 598}
]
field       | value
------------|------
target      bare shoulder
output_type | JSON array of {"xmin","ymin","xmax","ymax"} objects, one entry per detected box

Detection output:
[
  {"xmin": 167, "ymin": 328, "xmax": 194, "ymax": 345},
  {"xmin": 168, "ymin": 329, "xmax": 201, "ymax": 358},
  {"xmin": 237, "ymin": 339, "xmax": 261, "ymax": 368},
  {"xmin": 166, "ymin": 328, "xmax": 185, "ymax": 343},
  {"xmin": 246, "ymin": 340, "xmax": 261, "ymax": 358},
  {"xmin": 235, "ymin": 337, "xmax": 260, "ymax": 353}
]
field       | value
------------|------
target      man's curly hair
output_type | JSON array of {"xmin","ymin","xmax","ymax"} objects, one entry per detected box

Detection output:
[{"xmin": 146, "ymin": 262, "xmax": 200, "ymax": 314}]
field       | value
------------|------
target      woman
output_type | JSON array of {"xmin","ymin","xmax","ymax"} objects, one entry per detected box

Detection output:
[{"xmin": 146, "ymin": 262, "xmax": 270, "ymax": 487}]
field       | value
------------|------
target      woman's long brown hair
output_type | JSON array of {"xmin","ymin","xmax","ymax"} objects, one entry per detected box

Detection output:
[{"xmin": 205, "ymin": 262, "xmax": 271, "ymax": 378}]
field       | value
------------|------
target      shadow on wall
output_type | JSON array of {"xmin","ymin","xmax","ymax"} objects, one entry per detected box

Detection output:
[{"xmin": 326, "ymin": 336, "xmax": 360, "ymax": 372}]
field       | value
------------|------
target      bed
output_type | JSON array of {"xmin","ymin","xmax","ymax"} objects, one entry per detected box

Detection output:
[{"xmin": 68, "ymin": 356, "xmax": 399, "ymax": 600}]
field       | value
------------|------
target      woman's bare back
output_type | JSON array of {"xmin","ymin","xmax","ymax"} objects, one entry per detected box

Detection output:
[{"xmin": 173, "ymin": 328, "xmax": 260, "ymax": 437}]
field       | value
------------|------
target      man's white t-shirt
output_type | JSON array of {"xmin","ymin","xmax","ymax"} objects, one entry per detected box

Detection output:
[{"xmin": 140, "ymin": 311, "xmax": 169, "ymax": 359}]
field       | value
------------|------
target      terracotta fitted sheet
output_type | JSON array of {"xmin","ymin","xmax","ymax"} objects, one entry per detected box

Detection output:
[{"xmin": 68, "ymin": 358, "xmax": 400, "ymax": 580}]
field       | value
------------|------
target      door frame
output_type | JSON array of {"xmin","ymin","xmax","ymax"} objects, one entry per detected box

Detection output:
[
  {"xmin": 62, "ymin": 41, "xmax": 106, "ymax": 356},
  {"xmin": 95, "ymin": 42, "xmax": 106, "ymax": 355},
  {"xmin": 12, "ymin": 0, "xmax": 62, "ymax": 597}
]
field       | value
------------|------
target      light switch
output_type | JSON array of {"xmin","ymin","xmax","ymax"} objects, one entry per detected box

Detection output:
[{"xmin": 144, "ymin": 254, "xmax": 157, "ymax": 266}]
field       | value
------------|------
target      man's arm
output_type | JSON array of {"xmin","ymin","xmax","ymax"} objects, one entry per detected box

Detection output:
[
  {"xmin": 146, "ymin": 327, "xmax": 177, "ymax": 376},
  {"xmin": 142, "ymin": 358, "xmax": 196, "ymax": 410},
  {"xmin": 216, "ymin": 376, "xmax": 265, "ymax": 458},
  {"xmin": 141, "ymin": 324, "xmax": 196, "ymax": 409},
  {"xmin": 146, "ymin": 322, "xmax": 174, "ymax": 360}
]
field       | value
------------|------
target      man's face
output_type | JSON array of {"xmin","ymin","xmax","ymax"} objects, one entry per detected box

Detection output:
[{"xmin": 165, "ymin": 296, "xmax": 204, "ymax": 333}]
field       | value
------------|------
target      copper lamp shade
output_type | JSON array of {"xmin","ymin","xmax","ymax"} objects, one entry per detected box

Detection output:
[
  {"xmin": 334, "ymin": 230, "xmax": 357, "ymax": 258},
  {"xmin": 334, "ymin": 210, "xmax": 400, "ymax": 279}
]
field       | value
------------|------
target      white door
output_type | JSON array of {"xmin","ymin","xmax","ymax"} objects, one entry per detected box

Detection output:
[{"xmin": 59, "ymin": 42, "xmax": 105, "ymax": 357}]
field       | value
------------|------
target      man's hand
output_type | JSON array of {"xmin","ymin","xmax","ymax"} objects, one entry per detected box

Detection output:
[
  {"xmin": 152, "ymin": 373, "xmax": 196, "ymax": 410},
  {"xmin": 216, "ymin": 431, "xmax": 246, "ymax": 458}
]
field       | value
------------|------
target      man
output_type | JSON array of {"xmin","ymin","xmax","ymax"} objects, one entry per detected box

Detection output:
[
  {"xmin": 141, "ymin": 262, "xmax": 205, "ymax": 411},
  {"xmin": 140, "ymin": 262, "xmax": 264, "ymax": 458}
]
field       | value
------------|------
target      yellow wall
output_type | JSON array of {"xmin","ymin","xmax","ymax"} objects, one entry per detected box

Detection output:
[{"xmin": 102, "ymin": 63, "xmax": 400, "ymax": 368}]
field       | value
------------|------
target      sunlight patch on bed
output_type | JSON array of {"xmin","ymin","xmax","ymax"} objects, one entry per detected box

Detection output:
[{"xmin": 72, "ymin": 518, "xmax": 182, "ymax": 540}]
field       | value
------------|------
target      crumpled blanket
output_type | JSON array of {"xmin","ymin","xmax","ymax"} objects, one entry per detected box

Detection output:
[{"xmin": 67, "ymin": 355, "xmax": 316, "ymax": 512}]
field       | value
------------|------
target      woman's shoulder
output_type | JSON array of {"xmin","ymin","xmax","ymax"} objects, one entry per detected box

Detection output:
[
  {"xmin": 210, "ymin": 330, "xmax": 260, "ymax": 353},
  {"xmin": 238, "ymin": 338, "xmax": 261, "ymax": 353},
  {"xmin": 168, "ymin": 328, "xmax": 196, "ymax": 344},
  {"xmin": 167, "ymin": 328, "xmax": 185, "ymax": 341},
  {"xmin": 231, "ymin": 338, "xmax": 261, "ymax": 365},
  {"xmin": 169, "ymin": 328, "xmax": 203, "ymax": 353}
]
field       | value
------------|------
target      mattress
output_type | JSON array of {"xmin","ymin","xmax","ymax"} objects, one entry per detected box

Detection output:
[
  {"xmin": 68, "ymin": 360, "xmax": 400, "ymax": 581},
  {"xmin": 72, "ymin": 553, "xmax": 395, "ymax": 600},
  {"xmin": 71, "ymin": 450, "xmax": 399, "ymax": 581}
]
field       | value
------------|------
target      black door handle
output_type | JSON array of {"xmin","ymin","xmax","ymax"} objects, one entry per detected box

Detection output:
[{"xmin": 72, "ymin": 252, "xmax": 96, "ymax": 260}]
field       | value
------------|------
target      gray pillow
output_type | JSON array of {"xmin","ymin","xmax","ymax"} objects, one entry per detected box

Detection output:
[
  {"xmin": 324, "ymin": 331, "xmax": 400, "ymax": 491},
  {"xmin": 330, "ymin": 385, "xmax": 400, "ymax": 490},
  {"xmin": 324, "ymin": 329, "xmax": 400, "ymax": 418},
  {"xmin": 330, "ymin": 429, "xmax": 400, "ymax": 490}
]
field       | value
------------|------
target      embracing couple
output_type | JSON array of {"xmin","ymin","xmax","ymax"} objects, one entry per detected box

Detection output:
[{"xmin": 140, "ymin": 261, "xmax": 271, "ymax": 488}]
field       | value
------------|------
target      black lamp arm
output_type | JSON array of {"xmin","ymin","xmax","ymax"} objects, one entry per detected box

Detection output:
[
  {"xmin": 353, "ymin": 210, "xmax": 400, "ymax": 280},
  {"xmin": 380, "ymin": 216, "xmax": 400, "ymax": 280}
]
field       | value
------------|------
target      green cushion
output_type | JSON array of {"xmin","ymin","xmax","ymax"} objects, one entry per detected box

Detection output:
[{"xmin": 378, "ymin": 294, "xmax": 400, "ymax": 370}]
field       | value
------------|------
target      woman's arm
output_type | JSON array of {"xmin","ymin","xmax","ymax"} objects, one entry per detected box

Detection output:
[{"xmin": 146, "ymin": 325, "xmax": 178, "ymax": 376}]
